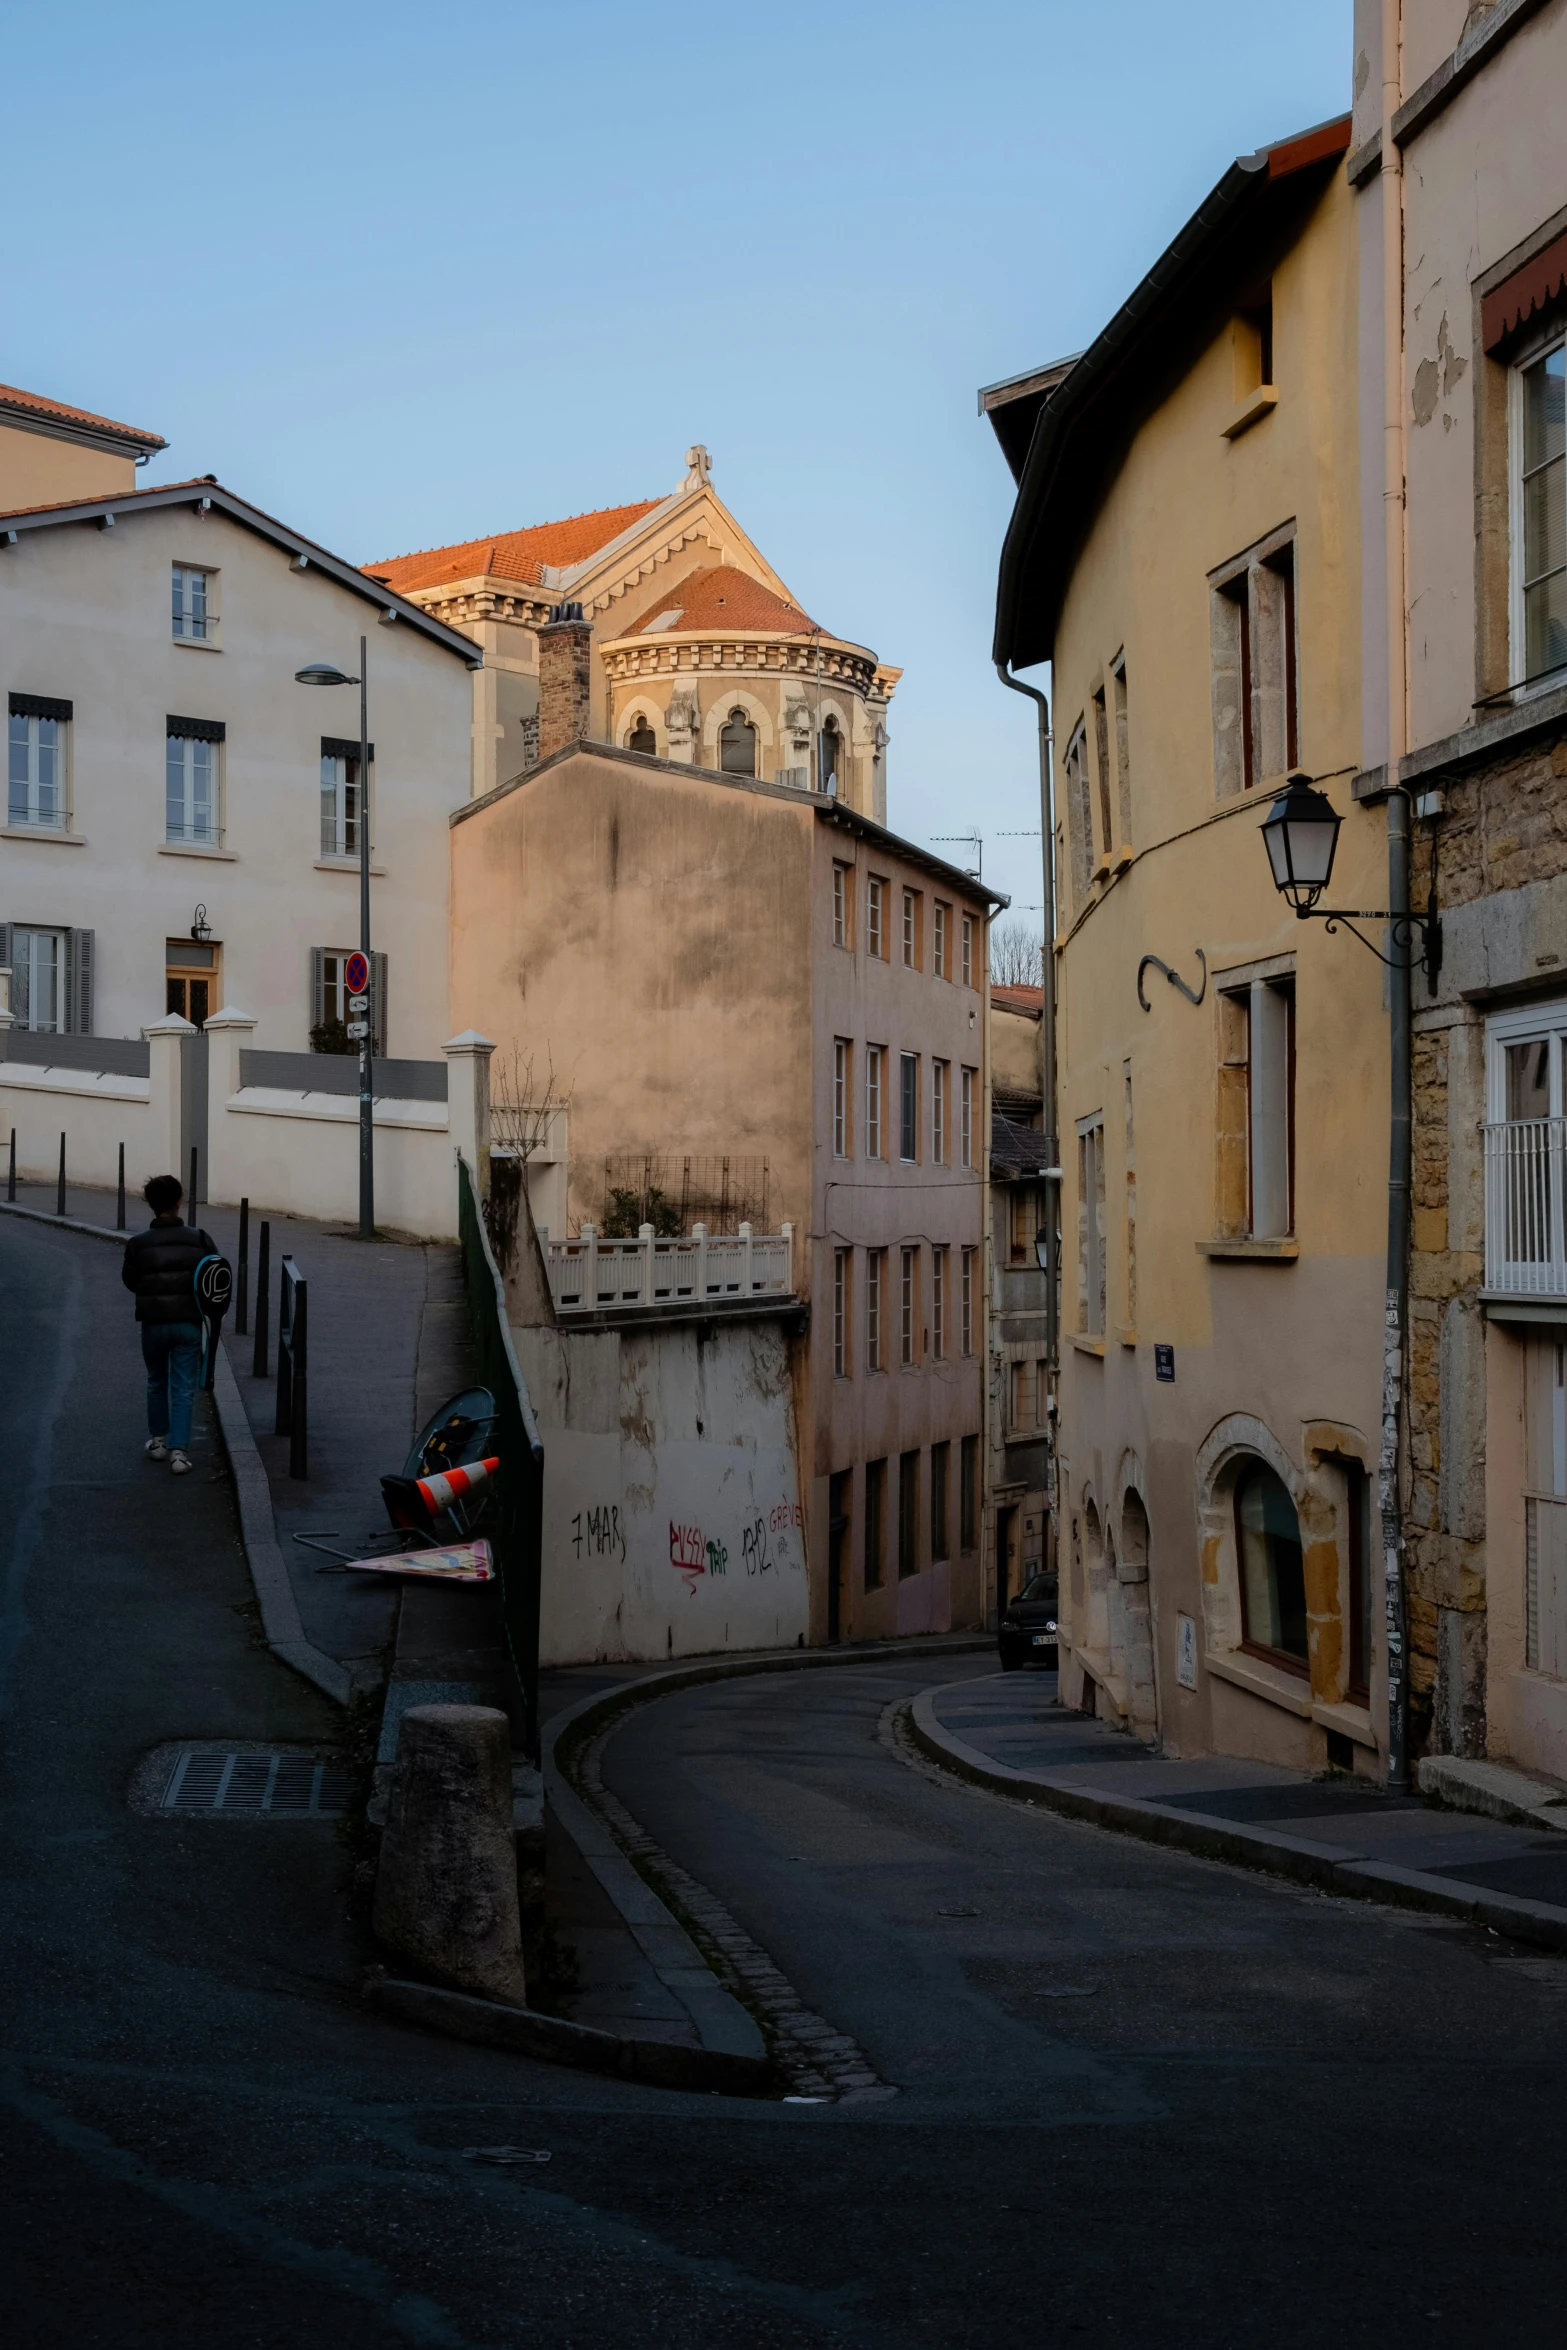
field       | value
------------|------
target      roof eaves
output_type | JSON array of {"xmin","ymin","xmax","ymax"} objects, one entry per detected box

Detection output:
[
  {"xmin": 0, "ymin": 386, "xmax": 165, "ymax": 457},
  {"xmin": 0, "ymin": 480, "xmax": 481, "ymax": 667},
  {"xmin": 814, "ymin": 800, "xmax": 1010, "ymax": 908},
  {"xmin": 993, "ymin": 114, "xmax": 1350, "ymax": 670}
]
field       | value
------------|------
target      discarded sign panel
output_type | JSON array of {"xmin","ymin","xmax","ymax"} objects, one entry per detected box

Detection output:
[{"xmin": 345, "ymin": 1537, "xmax": 495, "ymax": 1583}]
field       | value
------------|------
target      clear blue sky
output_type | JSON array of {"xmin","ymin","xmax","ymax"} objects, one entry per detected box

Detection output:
[{"xmin": 9, "ymin": 0, "xmax": 1349, "ymax": 925}]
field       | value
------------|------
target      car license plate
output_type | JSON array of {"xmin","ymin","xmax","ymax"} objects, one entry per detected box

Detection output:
[{"xmin": 1032, "ymin": 1632, "xmax": 1054, "ymax": 1646}]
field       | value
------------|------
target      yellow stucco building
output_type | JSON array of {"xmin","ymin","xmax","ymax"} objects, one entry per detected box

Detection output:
[{"xmin": 989, "ymin": 116, "xmax": 1400, "ymax": 1772}]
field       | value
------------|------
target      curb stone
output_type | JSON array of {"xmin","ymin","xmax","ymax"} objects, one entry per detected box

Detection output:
[
  {"xmin": 906, "ymin": 1683, "xmax": 1567, "ymax": 1955},
  {"xmin": 0, "ymin": 1197, "xmax": 352, "ymax": 1707},
  {"xmin": 364, "ymin": 1974, "xmax": 773, "ymax": 2097}
]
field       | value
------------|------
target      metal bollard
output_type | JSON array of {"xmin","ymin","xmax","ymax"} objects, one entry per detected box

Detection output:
[
  {"xmin": 235, "ymin": 1197, "xmax": 250, "ymax": 1336},
  {"xmin": 252, "ymin": 1219, "xmax": 270, "ymax": 1379},
  {"xmin": 116, "ymin": 1142, "xmax": 126, "ymax": 1231},
  {"xmin": 6, "ymin": 1127, "xmax": 15, "ymax": 1205},
  {"xmin": 275, "ymin": 1257, "xmax": 308, "ymax": 1477},
  {"xmin": 56, "ymin": 1132, "xmax": 65, "ymax": 1218}
]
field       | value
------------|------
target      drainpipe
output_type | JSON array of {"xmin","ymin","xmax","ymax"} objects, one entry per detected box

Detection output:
[
  {"xmin": 1379, "ymin": 0, "xmax": 1410, "ymax": 1792},
  {"xmin": 995, "ymin": 664, "xmax": 1059, "ymax": 1367}
]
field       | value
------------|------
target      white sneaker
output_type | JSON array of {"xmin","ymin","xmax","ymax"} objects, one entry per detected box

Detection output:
[
  {"xmin": 169, "ymin": 1450, "xmax": 193, "ymax": 1476},
  {"xmin": 144, "ymin": 1438, "xmax": 168, "ymax": 1462}
]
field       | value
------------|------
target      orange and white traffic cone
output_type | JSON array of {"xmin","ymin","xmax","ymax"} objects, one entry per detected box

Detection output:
[{"xmin": 416, "ymin": 1455, "xmax": 501, "ymax": 1515}]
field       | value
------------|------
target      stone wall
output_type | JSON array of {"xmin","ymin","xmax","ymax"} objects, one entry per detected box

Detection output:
[{"xmin": 1407, "ymin": 719, "xmax": 1567, "ymax": 1757}]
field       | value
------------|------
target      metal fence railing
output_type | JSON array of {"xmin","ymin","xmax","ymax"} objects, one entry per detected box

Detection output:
[
  {"xmin": 1484, "ymin": 1118, "xmax": 1567, "ymax": 1295},
  {"xmin": 457, "ymin": 1153, "xmax": 545, "ymax": 1753}
]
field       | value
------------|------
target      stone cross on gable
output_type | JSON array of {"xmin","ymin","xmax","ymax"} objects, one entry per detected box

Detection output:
[{"xmin": 683, "ymin": 445, "xmax": 712, "ymax": 489}]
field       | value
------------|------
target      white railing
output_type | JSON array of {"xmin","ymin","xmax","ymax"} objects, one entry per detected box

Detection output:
[
  {"xmin": 1484, "ymin": 1118, "xmax": 1567, "ymax": 1294},
  {"xmin": 546, "ymin": 1220, "xmax": 794, "ymax": 1314}
]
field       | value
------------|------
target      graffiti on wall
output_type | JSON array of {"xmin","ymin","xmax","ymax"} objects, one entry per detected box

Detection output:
[
  {"xmin": 668, "ymin": 1502, "xmax": 799, "ymax": 1594},
  {"xmin": 573, "ymin": 1505, "xmax": 627, "ymax": 1562}
]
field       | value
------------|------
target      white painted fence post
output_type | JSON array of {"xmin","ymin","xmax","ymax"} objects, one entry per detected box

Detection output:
[
  {"xmin": 202, "ymin": 1007, "xmax": 255, "ymax": 1206},
  {"xmin": 142, "ymin": 1013, "xmax": 195, "ymax": 1182},
  {"xmin": 444, "ymin": 1029, "xmax": 496, "ymax": 1203},
  {"xmin": 639, "ymin": 1220, "xmax": 655, "ymax": 1303},
  {"xmin": 740, "ymin": 1219, "xmax": 754, "ymax": 1294},
  {"xmin": 693, "ymin": 1221, "xmax": 708, "ymax": 1298},
  {"xmin": 781, "ymin": 1220, "xmax": 793, "ymax": 1295}
]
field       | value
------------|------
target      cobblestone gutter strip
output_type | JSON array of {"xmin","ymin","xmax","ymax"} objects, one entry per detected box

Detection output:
[
  {"xmin": 905, "ymin": 1688, "xmax": 1567, "ymax": 1956},
  {"xmin": 544, "ymin": 1637, "xmax": 987, "ymax": 2104},
  {"xmin": 0, "ymin": 1200, "xmax": 351, "ymax": 1709}
]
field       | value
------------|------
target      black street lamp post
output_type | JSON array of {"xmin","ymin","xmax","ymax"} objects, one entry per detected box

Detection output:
[
  {"xmin": 296, "ymin": 637, "xmax": 374, "ymax": 1239},
  {"xmin": 1260, "ymin": 770, "xmax": 1441, "ymax": 992}
]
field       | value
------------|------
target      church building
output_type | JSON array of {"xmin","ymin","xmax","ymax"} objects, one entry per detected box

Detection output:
[{"xmin": 365, "ymin": 447, "xmax": 900, "ymax": 815}]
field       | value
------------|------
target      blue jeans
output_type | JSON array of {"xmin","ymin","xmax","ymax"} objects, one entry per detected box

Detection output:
[{"xmin": 142, "ymin": 1322, "xmax": 203, "ymax": 1453}]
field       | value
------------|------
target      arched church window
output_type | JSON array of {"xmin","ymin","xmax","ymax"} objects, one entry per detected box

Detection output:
[
  {"xmin": 819, "ymin": 715, "xmax": 841, "ymax": 795},
  {"xmin": 628, "ymin": 715, "xmax": 656, "ymax": 756},
  {"xmin": 1234, "ymin": 1460, "xmax": 1308, "ymax": 1669},
  {"xmin": 720, "ymin": 707, "xmax": 757, "ymax": 777}
]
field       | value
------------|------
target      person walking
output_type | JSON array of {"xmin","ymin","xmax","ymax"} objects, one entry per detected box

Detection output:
[{"xmin": 121, "ymin": 1174, "xmax": 217, "ymax": 1476}]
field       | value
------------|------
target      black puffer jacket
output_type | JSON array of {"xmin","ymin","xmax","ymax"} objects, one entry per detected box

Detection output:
[{"xmin": 121, "ymin": 1217, "xmax": 218, "ymax": 1324}]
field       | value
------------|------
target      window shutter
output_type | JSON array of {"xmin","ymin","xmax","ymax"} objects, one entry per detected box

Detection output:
[
  {"xmin": 310, "ymin": 946, "xmax": 325, "ymax": 1034},
  {"xmin": 371, "ymin": 951, "xmax": 388, "ymax": 1056},
  {"xmin": 0, "ymin": 924, "xmax": 11, "ymax": 1028},
  {"xmin": 5, "ymin": 928, "xmax": 28, "ymax": 1028},
  {"xmin": 66, "ymin": 929, "xmax": 94, "ymax": 1035}
]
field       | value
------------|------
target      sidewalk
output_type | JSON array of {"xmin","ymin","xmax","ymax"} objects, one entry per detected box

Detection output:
[
  {"xmin": 912, "ymin": 1669, "xmax": 1567, "ymax": 1949},
  {"xmin": 3, "ymin": 1176, "xmax": 477, "ymax": 1688}
]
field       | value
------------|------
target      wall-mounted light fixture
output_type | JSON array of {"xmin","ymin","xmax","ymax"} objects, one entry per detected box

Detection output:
[{"xmin": 1260, "ymin": 771, "xmax": 1441, "ymax": 993}]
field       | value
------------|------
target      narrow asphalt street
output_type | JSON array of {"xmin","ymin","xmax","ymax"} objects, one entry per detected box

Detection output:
[{"xmin": 4, "ymin": 1213, "xmax": 1567, "ymax": 2346}]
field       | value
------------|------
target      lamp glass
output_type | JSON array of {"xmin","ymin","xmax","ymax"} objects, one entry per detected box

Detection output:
[
  {"xmin": 1262, "ymin": 775, "xmax": 1341, "ymax": 911},
  {"xmin": 295, "ymin": 663, "xmax": 354, "ymax": 687}
]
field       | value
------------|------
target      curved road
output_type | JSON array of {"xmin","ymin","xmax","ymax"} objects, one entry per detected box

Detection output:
[{"xmin": 4, "ymin": 1214, "xmax": 1565, "ymax": 2346}]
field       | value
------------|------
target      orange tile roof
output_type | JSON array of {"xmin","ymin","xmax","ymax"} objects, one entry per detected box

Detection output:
[
  {"xmin": 992, "ymin": 984, "xmax": 1044, "ymax": 1014},
  {"xmin": 635, "ymin": 565, "xmax": 818, "ymax": 636},
  {"xmin": 0, "ymin": 381, "xmax": 164, "ymax": 450},
  {"xmin": 365, "ymin": 499, "xmax": 663, "ymax": 593}
]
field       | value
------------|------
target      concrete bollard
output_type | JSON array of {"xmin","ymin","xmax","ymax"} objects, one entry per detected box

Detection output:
[{"xmin": 373, "ymin": 1704, "xmax": 526, "ymax": 2008}]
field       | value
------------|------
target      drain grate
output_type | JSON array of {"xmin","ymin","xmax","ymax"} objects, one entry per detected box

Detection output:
[{"xmin": 160, "ymin": 1746, "xmax": 352, "ymax": 1819}]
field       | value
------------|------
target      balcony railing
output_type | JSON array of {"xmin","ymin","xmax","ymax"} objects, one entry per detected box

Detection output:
[
  {"xmin": 1484, "ymin": 1118, "xmax": 1567, "ymax": 1294},
  {"xmin": 546, "ymin": 1220, "xmax": 794, "ymax": 1314}
]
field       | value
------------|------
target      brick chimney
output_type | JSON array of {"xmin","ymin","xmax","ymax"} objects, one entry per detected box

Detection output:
[{"xmin": 537, "ymin": 601, "xmax": 593, "ymax": 763}]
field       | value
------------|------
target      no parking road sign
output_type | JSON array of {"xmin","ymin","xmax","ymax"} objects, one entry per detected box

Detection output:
[{"xmin": 344, "ymin": 950, "xmax": 370, "ymax": 997}]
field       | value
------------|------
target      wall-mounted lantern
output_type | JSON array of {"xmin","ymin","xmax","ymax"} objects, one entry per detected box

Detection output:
[{"xmin": 1260, "ymin": 770, "xmax": 1441, "ymax": 992}]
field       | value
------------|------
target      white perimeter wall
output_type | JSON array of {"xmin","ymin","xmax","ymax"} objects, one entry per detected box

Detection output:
[{"xmin": 513, "ymin": 1313, "xmax": 807, "ymax": 1665}]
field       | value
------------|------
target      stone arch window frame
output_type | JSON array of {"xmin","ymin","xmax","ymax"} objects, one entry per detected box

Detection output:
[
  {"xmin": 717, "ymin": 702, "xmax": 762, "ymax": 779},
  {"xmin": 816, "ymin": 702, "xmax": 852, "ymax": 798},
  {"xmin": 699, "ymin": 686, "xmax": 774, "ymax": 774},
  {"xmin": 1193, "ymin": 1414, "xmax": 1310, "ymax": 1682},
  {"xmin": 618, "ymin": 696, "xmax": 665, "ymax": 759}
]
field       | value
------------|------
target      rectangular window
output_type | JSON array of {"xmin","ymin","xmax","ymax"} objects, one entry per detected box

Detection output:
[
  {"xmin": 320, "ymin": 735, "xmax": 372, "ymax": 859},
  {"xmin": 1518, "ymin": 339, "xmax": 1566, "ymax": 682},
  {"xmin": 1009, "ymin": 1359, "xmax": 1031, "ymax": 1430},
  {"xmin": 832, "ymin": 860, "xmax": 852, "ymax": 948},
  {"xmin": 2, "ymin": 923, "xmax": 93, "ymax": 1036},
  {"xmin": 171, "ymin": 564, "xmax": 214, "ymax": 642},
  {"xmin": 7, "ymin": 695, "xmax": 70, "ymax": 829},
  {"xmin": 900, "ymin": 1051, "xmax": 919, "ymax": 1162},
  {"xmin": 1093, "ymin": 684, "xmax": 1113, "ymax": 859},
  {"xmin": 960, "ymin": 1246, "xmax": 976, "ymax": 1356},
  {"xmin": 1218, "ymin": 977, "xmax": 1296, "ymax": 1239},
  {"xmin": 864, "ymin": 1457, "xmax": 886, "ymax": 1590},
  {"xmin": 833, "ymin": 1248, "xmax": 851, "ymax": 1377},
  {"xmin": 960, "ymin": 1067, "xmax": 975, "ymax": 1169},
  {"xmin": 960, "ymin": 1434, "xmax": 979, "ymax": 1551},
  {"xmin": 898, "ymin": 1450, "xmax": 920, "ymax": 1578},
  {"xmin": 930, "ymin": 1441, "xmax": 951, "ymax": 1562},
  {"xmin": 900, "ymin": 1244, "xmax": 918, "ymax": 1366},
  {"xmin": 166, "ymin": 718, "xmax": 224, "ymax": 845},
  {"xmin": 834, "ymin": 1038, "xmax": 852, "ymax": 1158},
  {"xmin": 1010, "ymin": 1184, "xmax": 1036, "ymax": 1265},
  {"xmin": 1064, "ymin": 719, "xmax": 1093, "ymax": 903},
  {"xmin": 1211, "ymin": 536, "xmax": 1297, "ymax": 796},
  {"xmin": 932, "ymin": 1246, "xmax": 947, "ymax": 1359},
  {"xmin": 865, "ymin": 1045, "xmax": 884, "ymax": 1160},
  {"xmin": 961, "ymin": 912, "xmax": 974, "ymax": 988},
  {"xmin": 867, "ymin": 875, "xmax": 886, "ymax": 960},
  {"xmin": 866, "ymin": 1248, "xmax": 885, "ymax": 1372},
  {"xmin": 932, "ymin": 1059, "xmax": 948, "ymax": 1164},
  {"xmin": 1078, "ymin": 1117, "xmax": 1106, "ymax": 1334},
  {"xmin": 902, "ymin": 886, "xmax": 921, "ymax": 970},
  {"xmin": 933, "ymin": 901, "xmax": 949, "ymax": 978},
  {"xmin": 1112, "ymin": 655, "xmax": 1132, "ymax": 847}
]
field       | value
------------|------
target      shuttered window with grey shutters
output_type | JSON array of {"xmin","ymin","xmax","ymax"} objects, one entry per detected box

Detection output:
[
  {"xmin": 310, "ymin": 945, "xmax": 387, "ymax": 1054},
  {"xmin": 0, "ymin": 922, "xmax": 91, "ymax": 1031}
]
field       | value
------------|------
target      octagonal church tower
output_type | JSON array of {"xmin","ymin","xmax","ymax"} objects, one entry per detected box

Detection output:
[{"xmin": 365, "ymin": 447, "xmax": 900, "ymax": 818}]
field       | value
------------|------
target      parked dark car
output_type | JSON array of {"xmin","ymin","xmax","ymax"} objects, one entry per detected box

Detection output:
[{"xmin": 998, "ymin": 1572, "xmax": 1059, "ymax": 1670}]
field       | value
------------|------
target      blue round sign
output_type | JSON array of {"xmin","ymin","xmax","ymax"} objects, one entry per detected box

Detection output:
[{"xmin": 345, "ymin": 951, "xmax": 370, "ymax": 996}]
